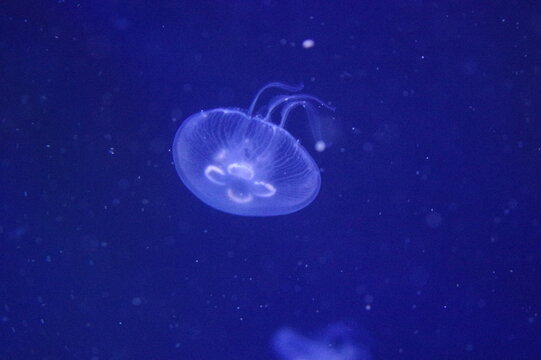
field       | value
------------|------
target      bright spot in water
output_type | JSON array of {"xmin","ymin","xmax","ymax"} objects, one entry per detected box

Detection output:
[
  {"xmin": 315, "ymin": 140, "xmax": 326, "ymax": 152},
  {"xmin": 302, "ymin": 39, "xmax": 315, "ymax": 49}
]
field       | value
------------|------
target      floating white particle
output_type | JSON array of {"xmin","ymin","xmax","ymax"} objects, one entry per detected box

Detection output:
[
  {"xmin": 302, "ymin": 39, "xmax": 315, "ymax": 49},
  {"xmin": 314, "ymin": 140, "xmax": 326, "ymax": 152}
]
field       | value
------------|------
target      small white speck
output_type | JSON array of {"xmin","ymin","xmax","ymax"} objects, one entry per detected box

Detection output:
[
  {"xmin": 314, "ymin": 140, "xmax": 326, "ymax": 152},
  {"xmin": 302, "ymin": 39, "xmax": 315, "ymax": 49}
]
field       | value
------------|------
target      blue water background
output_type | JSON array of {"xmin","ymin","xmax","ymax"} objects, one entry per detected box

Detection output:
[{"xmin": 1, "ymin": 1, "xmax": 540, "ymax": 359}]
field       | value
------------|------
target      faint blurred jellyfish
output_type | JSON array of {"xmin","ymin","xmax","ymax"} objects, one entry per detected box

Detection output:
[
  {"xmin": 272, "ymin": 322, "xmax": 372, "ymax": 360},
  {"xmin": 172, "ymin": 82, "xmax": 335, "ymax": 216}
]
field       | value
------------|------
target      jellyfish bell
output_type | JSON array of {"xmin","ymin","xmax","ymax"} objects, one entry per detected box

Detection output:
[{"xmin": 172, "ymin": 82, "xmax": 335, "ymax": 216}]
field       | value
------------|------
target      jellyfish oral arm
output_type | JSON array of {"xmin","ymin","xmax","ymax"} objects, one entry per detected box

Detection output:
[
  {"xmin": 265, "ymin": 94, "xmax": 335, "ymax": 123},
  {"xmin": 248, "ymin": 83, "xmax": 335, "ymax": 150},
  {"xmin": 263, "ymin": 94, "xmax": 335, "ymax": 150},
  {"xmin": 248, "ymin": 82, "xmax": 304, "ymax": 117}
]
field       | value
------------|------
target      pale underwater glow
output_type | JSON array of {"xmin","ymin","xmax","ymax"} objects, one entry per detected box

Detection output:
[{"xmin": 272, "ymin": 323, "xmax": 372, "ymax": 360}]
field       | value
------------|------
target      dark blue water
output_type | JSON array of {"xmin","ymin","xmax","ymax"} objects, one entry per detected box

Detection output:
[{"xmin": 1, "ymin": 1, "xmax": 540, "ymax": 359}]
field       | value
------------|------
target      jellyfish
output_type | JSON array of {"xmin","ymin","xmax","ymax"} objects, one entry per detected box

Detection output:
[
  {"xmin": 272, "ymin": 322, "xmax": 372, "ymax": 360},
  {"xmin": 172, "ymin": 82, "xmax": 334, "ymax": 216}
]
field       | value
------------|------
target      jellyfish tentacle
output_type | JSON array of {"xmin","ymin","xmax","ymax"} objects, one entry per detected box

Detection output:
[
  {"xmin": 279, "ymin": 101, "xmax": 310, "ymax": 127},
  {"xmin": 248, "ymin": 82, "xmax": 303, "ymax": 117},
  {"xmin": 265, "ymin": 94, "xmax": 335, "ymax": 124}
]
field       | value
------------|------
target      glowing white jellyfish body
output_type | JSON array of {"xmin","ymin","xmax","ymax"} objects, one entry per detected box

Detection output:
[{"xmin": 172, "ymin": 82, "xmax": 334, "ymax": 216}]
